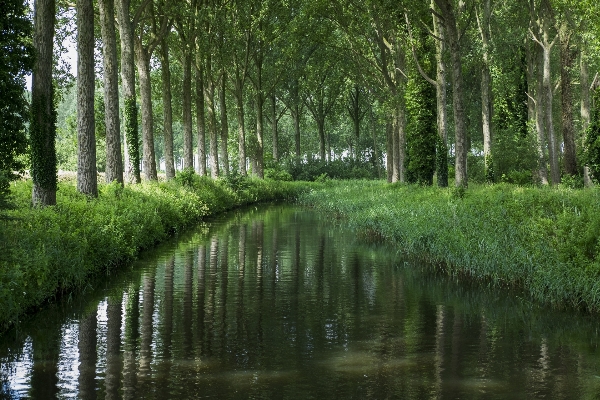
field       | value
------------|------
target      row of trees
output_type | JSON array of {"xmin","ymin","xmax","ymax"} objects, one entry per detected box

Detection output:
[{"xmin": 3, "ymin": 0, "xmax": 600, "ymax": 206}]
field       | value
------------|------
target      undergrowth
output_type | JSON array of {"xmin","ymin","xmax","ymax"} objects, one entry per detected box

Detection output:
[
  {"xmin": 0, "ymin": 175, "xmax": 310, "ymax": 333},
  {"xmin": 299, "ymin": 180, "xmax": 600, "ymax": 312}
]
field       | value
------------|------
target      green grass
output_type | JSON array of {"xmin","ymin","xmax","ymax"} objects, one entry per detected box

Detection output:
[
  {"xmin": 0, "ymin": 174, "xmax": 311, "ymax": 333},
  {"xmin": 299, "ymin": 180, "xmax": 600, "ymax": 312}
]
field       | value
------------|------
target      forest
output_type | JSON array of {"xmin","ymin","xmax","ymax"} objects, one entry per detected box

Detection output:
[{"xmin": 3, "ymin": 0, "xmax": 600, "ymax": 204}]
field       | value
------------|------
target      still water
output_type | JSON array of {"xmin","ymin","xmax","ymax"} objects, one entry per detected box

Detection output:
[{"xmin": 2, "ymin": 205, "xmax": 600, "ymax": 399}]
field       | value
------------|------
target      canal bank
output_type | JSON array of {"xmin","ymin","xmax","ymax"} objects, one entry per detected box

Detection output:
[
  {"xmin": 0, "ymin": 175, "xmax": 311, "ymax": 333},
  {"xmin": 299, "ymin": 180, "xmax": 600, "ymax": 313}
]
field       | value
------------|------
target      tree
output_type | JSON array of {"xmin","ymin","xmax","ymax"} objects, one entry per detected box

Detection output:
[
  {"xmin": 76, "ymin": 0, "xmax": 98, "ymax": 197},
  {"xmin": 98, "ymin": 0, "xmax": 123, "ymax": 184},
  {"xmin": 0, "ymin": 0, "xmax": 34, "ymax": 204},
  {"xmin": 31, "ymin": 0, "xmax": 57, "ymax": 206},
  {"xmin": 434, "ymin": 0, "xmax": 469, "ymax": 187},
  {"xmin": 115, "ymin": 0, "xmax": 141, "ymax": 183}
]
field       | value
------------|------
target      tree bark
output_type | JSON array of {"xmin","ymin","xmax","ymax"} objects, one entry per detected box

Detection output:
[
  {"xmin": 540, "ymin": 11, "xmax": 560, "ymax": 185},
  {"xmin": 219, "ymin": 71, "xmax": 230, "ymax": 174},
  {"xmin": 435, "ymin": 0, "xmax": 468, "ymax": 187},
  {"xmin": 99, "ymin": 0, "xmax": 123, "ymax": 184},
  {"xmin": 255, "ymin": 88, "xmax": 265, "ymax": 178},
  {"xmin": 183, "ymin": 51, "xmax": 194, "ymax": 170},
  {"xmin": 271, "ymin": 93, "xmax": 279, "ymax": 162},
  {"xmin": 204, "ymin": 55, "xmax": 219, "ymax": 178},
  {"xmin": 77, "ymin": 0, "xmax": 98, "ymax": 197},
  {"xmin": 115, "ymin": 0, "xmax": 140, "ymax": 183},
  {"xmin": 234, "ymin": 72, "xmax": 247, "ymax": 175},
  {"xmin": 195, "ymin": 59, "xmax": 207, "ymax": 176},
  {"xmin": 386, "ymin": 119, "xmax": 393, "ymax": 183},
  {"xmin": 581, "ymin": 50, "xmax": 593, "ymax": 186},
  {"xmin": 477, "ymin": 0, "xmax": 493, "ymax": 181},
  {"xmin": 31, "ymin": 0, "xmax": 57, "ymax": 206},
  {"xmin": 534, "ymin": 43, "xmax": 549, "ymax": 184},
  {"xmin": 160, "ymin": 39, "xmax": 175, "ymax": 179},
  {"xmin": 559, "ymin": 26, "xmax": 577, "ymax": 176},
  {"xmin": 134, "ymin": 37, "xmax": 158, "ymax": 181}
]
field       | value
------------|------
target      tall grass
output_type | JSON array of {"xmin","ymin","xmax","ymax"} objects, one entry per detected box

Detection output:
[
  {"xmin": 299, "ymin": 180, "xmax": 600, "ymax": 312},
  {"xmin": 0, "ymin": 174, "xmax": 310, "ymax": 332}
]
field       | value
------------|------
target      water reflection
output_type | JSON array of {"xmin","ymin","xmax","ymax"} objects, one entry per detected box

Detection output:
[{"xmin": 2, "ymin": 205, "xmax": 600, "ymax": 399}]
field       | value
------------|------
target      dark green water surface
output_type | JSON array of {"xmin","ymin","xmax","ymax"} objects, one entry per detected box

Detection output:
[{"xmin": 2, "ymin": 205, "xmax": 600, "ymax": 399}]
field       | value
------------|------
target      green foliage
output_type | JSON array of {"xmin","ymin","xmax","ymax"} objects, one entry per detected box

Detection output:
[
  {"xmin": 405, "ymin": 74, "xmax": 436, "ymax": 185},
  {"xmin": 299, "ymin": 181, "xmax": 600, "ymax": 312},
  {"xmin": 584, "ymin": 90, "xmax": 600, "ymax": 183},
  {"xmin": 123, "ymin": 97, "xmax": 140, "ymax": 182},
  {"xmin": 0, "ymin": 0, "xmax": 34, "ymax": 206},
  {"xmin": 285, "ymin": 157, "xmax": 378, "ymax": 181},
  {"xmin": 435, "ymin": 136, "xmax": 448, "ymax": 187},
  {"xmin": 0, "ymin": 177, "xmax": 312, "ymax": 332}
]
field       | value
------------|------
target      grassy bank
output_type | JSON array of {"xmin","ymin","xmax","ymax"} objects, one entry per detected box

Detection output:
[
  {"xmin": 0, "ymin": 174, "xmax": 310, "ymax": 333},
  {"xmin": 299, "ymin": 180, "xmax": 600, "ymax": 312}
]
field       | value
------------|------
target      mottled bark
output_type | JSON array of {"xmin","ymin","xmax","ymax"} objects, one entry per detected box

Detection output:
[
  {"xmin": 183, "ymin": 51, "xmax": 194, "ymax": 170},
  {"xmin": 386, "ymin": 119, "xmax": 393, "ymax": 183},
  {"xmin": 581, "ymin": 51, "xmax": 593, "ymax": 186},
  {"xmin": 115, "ymin": 0, "xmax": 140, "ymax": 183},
  {"xmin": 233, "ymin": 73, "xmax": 247, "ymax": 175},
  {"xmin": 271, "ymin": 93, "xmax": 279, "ymax": 162},
  {"xmin": 559, "ymin": 27, "xmax": 577, "ymax": 176},
  {"xmin": 255, "ymin": 88, "xmax": 265, "ymax": 178},
  {"xmin": 537, "ymin": 9, "xmax": 560, "ymax": 185},
  {"xmin": 204, "ymin": 55, "xmax": 219, "ymax": 178},
  {"xmin": 134, "ymin": 38, "xmax": 158, "ymax": 181},
  {"xmin": 160, "ymin": 39, "xmax": 175, "ymax": 179},
  {"xmin": 99, "ymin": 0, "xmax": 123, "ymax": 184},
  {"xmin": 195, "ymin": 62, "xmax": 207, "ymax": 176},
  {"xmin": 219, "ymin": 71, "xmax": 230, "ymax": 174},
  {"xmin": 535, "ymin": 44, "xmax": 549, "ymax": 184},
  {"xmin": 477, "ymin": 0, "xmax": 493, "ymax": 181},
  {"xmin": 31, "ymin": 0, "xmax": 57, "ymax": 206},
  {"xmin": 77, "ymin": 0, "xmax": 98, "ymax": 197},
  {"xmin": 435, "ymin": 0, "xmax": 468, "ymax": 187}
]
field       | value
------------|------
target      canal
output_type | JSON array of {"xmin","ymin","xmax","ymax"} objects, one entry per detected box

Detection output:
[{"xmin": 1, "ymin": 204, "xmax": 600, "ymax": 399}]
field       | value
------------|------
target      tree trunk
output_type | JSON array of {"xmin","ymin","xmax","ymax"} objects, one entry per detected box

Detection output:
[
  {"xmin": 559, "ymin": 27, "xmax": 577, "ymax": 176},
  {"xmin": 432, "ymin": 0, "xmax": 448, "ymax": 187},
  {"xmin": 293, "ymin": 103, "xmax": 301, "ymax": 158},
  {"xmin": 234, "ymin": 74, "xmax": 247, "ymax": 175},
  {"xmin": 535, "ymin": 43, "xmax": 549, "ymax": 184},
  {"xmin": 160, "ymin": 39, "xmax": 175, "ymax": 179},
  {"xmin": 386, "ymin": 119, "xmax": 393, "ymax": 183},
  {"xmin": 541, "ymin": 15, "xmax": 560, "ymax": 185},
  {"xmin": 317, "ymin": 113, "xmax": 326, "ymax": 161},
  {"xmin": 435, "ymin": 0, "xmax": 468, "ymax": 187},
  {"xmin": 76, "ymin": 0, "xmax": 98, "ymax": 197},
  {"xmin": 183, "ymin": 51, "xmax": 194, "ymax": 170},
  {"xmin": 134, "ymin": 38, "xmax": 158, "ymax": 181},
  {"xmin": 391, "ymin": 107, "xmax": 399, "ymax": 182},
  {"xmin": 195, "ymin": 61, "xmax": 207, "ymax": 176},
  {"xmin": 31, "ymin": 0, "xmax": 57, "ymax": 206},
  {"xmin": 478, "ymin": 0, "xmax": 493, "ymax": 182},
  {"xmin": 219, "ymin": 72, "xmax": 229, "ymax": 174},
  {"xmin": 255, "ymin": 90, "xmax": 265, "ymax": 178},
  {"xmin": 204, "ymin": 55, "xmax": 219, "ymax": 178},
  {"xmin": 271, "ymin": 93, "xmax": 279, "ymax": 162},
  {"xmin": 581, "ymin": 50, "xmax": 593, "ymax": 186},
  {"xmin": 98, "ymin": 0, "xmax": 123, "ymax": 184},
  {"xmin": 115, "ymin": 0, "xmax": 140, "ymax": 183}
]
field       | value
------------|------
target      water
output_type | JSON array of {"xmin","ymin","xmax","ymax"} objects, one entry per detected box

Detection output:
[{"xmin": 2, "ymin": 204, "xmax": 600, "ymax": 399}]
